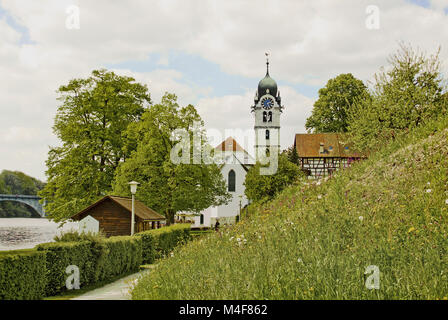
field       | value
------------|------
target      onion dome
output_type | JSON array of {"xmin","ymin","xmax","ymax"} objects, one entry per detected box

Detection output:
[{"xmin": 257, "ymin": 60, "xmax": 278, "ymax": 97}]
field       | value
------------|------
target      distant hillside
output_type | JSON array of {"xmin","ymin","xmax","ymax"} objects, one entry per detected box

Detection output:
[
  {"xmin": 0, "ymin": 170, "xmax": 45, "ymax": 218},
  {"xmin": 132, "ymin": 115, "xmax": 448, "ymax": 299}
]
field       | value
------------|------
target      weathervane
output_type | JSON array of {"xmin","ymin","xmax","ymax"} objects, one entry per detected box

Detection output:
[{"xmin": 265, "ymin": 52, "xmax": 270, "ymax": 75}]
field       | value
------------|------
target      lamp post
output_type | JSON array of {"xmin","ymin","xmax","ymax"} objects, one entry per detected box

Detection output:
[{"xmin": 129, "ymin": 181, "xmax": 140, "ymax": 235}]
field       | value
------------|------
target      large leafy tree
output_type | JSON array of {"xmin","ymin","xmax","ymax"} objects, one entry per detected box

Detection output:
[
  {"xmin": 40, "ymin": 69, "xmax": 150, "ymax": 222},
  {"xmin": 348, "ymin": 44, "xmax": 447, "ymax": 151},
  {"xmin": 305, "ymin": 73, "xmax": 370, "ymax": 133},
  {"xmin": 244, "ymin": 154, "xmax": 303, "ymax": 202},
  {"xmin": 112, "ymin": 93, "xmax": 230, "ymax": 224}
]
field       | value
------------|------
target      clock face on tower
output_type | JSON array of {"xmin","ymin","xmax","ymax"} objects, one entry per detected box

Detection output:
[{"xmin": 261, "ymin": 97, "xmax": 274, "ymax": 110}]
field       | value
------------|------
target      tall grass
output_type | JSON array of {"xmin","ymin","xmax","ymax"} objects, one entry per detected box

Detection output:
[{"xmin": 131, "ymin": 116, "xmax": 448, "ymax": 300}]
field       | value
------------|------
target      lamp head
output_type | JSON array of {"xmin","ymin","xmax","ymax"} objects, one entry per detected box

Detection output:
[{"xmin": 128, "ymin": 181, "xmax": 140, "ymax": 194}]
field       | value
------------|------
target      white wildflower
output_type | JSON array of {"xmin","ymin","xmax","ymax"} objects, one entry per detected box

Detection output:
[
  {"xmin": 426, "ymin": 189, "xmax": 432, "ymax": 193},
  {"xmin": 236, "ymin": 238, "xmax": 241, "ymax": 242},
  {"xmin": 317, "ymin": 195, "xmax": 322, "ymax": 200},
  {"xmin": 359, "ymin": 216, "xmax": 364, "ymax": 222},
  {"xmin": 229, "ymin": 237, "xmax": 234, "ymax": 241},
  {"xmin": 297, "ymin": 258, "xmax": 303, "ymax": 263},
  {"xmin": 445, "ymin": 199, "xmax": 448, "ymax": 205},
  {"xmin": 316, "ymin": 181, "xmax": 321, "ymax": 186}
]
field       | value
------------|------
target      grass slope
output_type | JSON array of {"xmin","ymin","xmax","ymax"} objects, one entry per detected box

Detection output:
[{"xmin": 132, "ymin": 117, "xmax": 448, "ymax": 300}]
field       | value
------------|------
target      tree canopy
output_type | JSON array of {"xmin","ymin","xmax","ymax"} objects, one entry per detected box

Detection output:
[
  {"xmin": 305, "ymin": 73, "xmax": 370, "ymax": 133},
  {"xmin": 348, "ymin": 44, "xmax": 447, "ymax": 151},
  {"xmin": 244, "ymin": 153, "xmax": 303, "ymax": 202},
  {"xmin": 0, "ymin": 170, "xmax": 45, "ymax": 217},
  {"xmin": 39, "ymin": 69, "xmax": 150, "ymax": 222},
  {"xmin": 112, "ymin": 93, "xmax": 231, "ymax": 224}
]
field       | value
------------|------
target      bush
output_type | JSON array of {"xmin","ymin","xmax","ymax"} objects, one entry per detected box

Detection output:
[
  {"xmin": 136, "ymin": 224, "xmax": 191, "ymax": 264},
  {"xmin": 53, "ymin": 230, "xmax": 106, "ymax": 242},
  {"xmin": 36, "ymin": 241, "xmax": 94, "ymax": 296},
  {"xmin": 0, "ymin": 249, "xmax": 47, "ymax": 300},
  {"xmin": 101, "ymin": 236, "xmax": 142, "ymax": 278}
]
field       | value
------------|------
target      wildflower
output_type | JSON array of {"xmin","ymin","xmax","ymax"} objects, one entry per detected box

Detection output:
[
  {"xmin": 170, "ymin": 252, "xmax": 174, "ymax": 257},
  {"xmin": 359, "ymin": 216, "xmax": 364, "ymax": 222},
  {"xmin": 445, "ymin": 199, "xmax": 448, "ymax": 205},
  {"xmin": 426, "ymin": 189, "xmax": 432, "ymax": 193},
  {"xmin": 229, "ymin": 237, "xmax": 234, "ymax": 241},
  {"xmin": 317, "ymin": 195, "xmax": 322, "ymax": 200},
  {"xmin": 407, "ymin": 227, "xmax": 415, "ymax": 233},
  {"xmin": 236, "ymin": 238, "xmax": 241, "ymax": 242},
  {"xmin": 316, "ymin": 181, "xmax": 321, "ymax": 186},
  {"xmin": 297, "ymin": 258, "xmax": 303, "ymax": 263}
]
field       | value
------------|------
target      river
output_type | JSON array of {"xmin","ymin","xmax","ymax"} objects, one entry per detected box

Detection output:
[{"xmin": 0, "ymin": 218, "xmax": 79, "ymax": 251}]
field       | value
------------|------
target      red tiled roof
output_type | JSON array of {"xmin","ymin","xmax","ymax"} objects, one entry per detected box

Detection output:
[{"xmin": 294, "ymin": 133, "xmax": 364, "ymax": 158}]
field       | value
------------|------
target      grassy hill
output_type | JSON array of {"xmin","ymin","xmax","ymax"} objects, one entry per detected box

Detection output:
[{"xmin": 131, "ymin": 116, "xmax": 448, "ymax": 300}]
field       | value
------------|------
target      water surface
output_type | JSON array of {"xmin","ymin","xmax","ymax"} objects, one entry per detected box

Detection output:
[{"xmin": 0, "ymin": 218, "xmax": 78, "ymax": 251}]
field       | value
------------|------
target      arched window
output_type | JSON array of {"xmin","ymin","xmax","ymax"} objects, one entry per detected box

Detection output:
[
  {"xmin": 266, "ymin": 148, "xmax": 270, "ymax": 157},
  {"xmin": 263, "ymin": 111, "xmax": 267, "ymax": 122},
  {"xmin": 266, "ymin": 129, "xmax": 270, "ymax": 140},
  {"xmin": 200, "ymin": 214, "xmax": 204, "ymax": 225},
  {"xmin": 268, "ymin": 111, "xmax": 272, "ymax": 122},
  {"xmin": 228, "ymin": 170, "xmax": 236, "ymax": 192}
]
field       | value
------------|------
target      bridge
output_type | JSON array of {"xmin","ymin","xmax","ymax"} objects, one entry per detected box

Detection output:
[{"xmin": 0, "ymin": 194, "xmax": 46, "ymax": 217}]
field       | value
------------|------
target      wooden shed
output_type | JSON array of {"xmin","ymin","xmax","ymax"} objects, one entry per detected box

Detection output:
[
  {"xmin": 293, "ymin": 133, "xmax": 366, "ymax": 178},
  {"xmin": 71, "ymin": 196, "xmax": 165, "ymax": 237}
]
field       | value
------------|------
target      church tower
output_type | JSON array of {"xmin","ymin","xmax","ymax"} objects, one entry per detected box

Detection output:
[{"xmin": 252, "ymin": 54, "xmax": 283, "ymax": 161}]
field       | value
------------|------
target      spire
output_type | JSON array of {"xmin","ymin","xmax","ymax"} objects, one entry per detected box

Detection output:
[{"xmin": 265, "ymin": 52, "xmax": 270, "ymax": 76}]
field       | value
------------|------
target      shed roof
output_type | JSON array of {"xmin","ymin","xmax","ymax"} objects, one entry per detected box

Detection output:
[
  {"xmin": 71, "ymin": 195, "xmax": 165, "ymax": 221},
  {"xmin": 294, "ymin": 133, "xmax": 364, "ymax": 158}
]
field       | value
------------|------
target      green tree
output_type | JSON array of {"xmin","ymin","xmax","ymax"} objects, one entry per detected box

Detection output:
[
  {"xmin": 305, "ymin": 73, "xmax": 370, "ymax": 133},
  {"xmin": 112, "ymin": 93, "xmax": 230, "ymax": 224},
  {"xmin": 348, "ymin": 44, "xmax": 447, "ymax": 151},
  {"xmin": 244, "ymin": 154, "xmax": 303, "ymax": 202},
  {"xmin": 0, "ymin": 170, "xmax": 45, "ymax": 218},
  {"xmin": 284, "ymin": 146, "xmax": 300, "ymax": 166},
  {"xmin": 40, "ymin": 69, "xmax": 150, "ymax": 222}
]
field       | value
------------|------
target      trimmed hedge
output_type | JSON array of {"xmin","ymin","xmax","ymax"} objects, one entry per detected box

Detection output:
[
  {"xmin": 36, "ymin": 237, "xmax": 142, "ymax": 296},
  {"xmin": 36, "ymin": 241, "xmax": 95, "ymax": 296},
  {"xmin": 0, "ymin": 249, "xmax": 47, "ymax": 300},
  {"xmin": 1, "ymin": 224, "xmax": 189, "ymax": 299},
  {"xmin": 136, "ymin": 224, "xmax": 191, "ymax": 264}
]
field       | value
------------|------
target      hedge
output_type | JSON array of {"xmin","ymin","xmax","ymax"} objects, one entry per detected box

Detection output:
[
  {"xmin": 1, "ymin": 223, "xmax": 190, "ymax": 299},
  {"xmin": 0, "ymin": 249, "xmax": 47, "ymax": 300},
  {"xmin": 136, "ymin": 224, "xmax": 191, "ymax": 264},
  {"xmin": 36, "ymin": 241, "xmax": 95, "ymax": 296},
  {"xmin": 36, "ymin": 237, "xmax": 142, "ymax": 296}
]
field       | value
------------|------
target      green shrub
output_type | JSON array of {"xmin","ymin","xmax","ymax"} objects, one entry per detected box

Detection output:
[
  {"xmin": 136, "ymin": 224, "xmax": 191, "ymax": 264},
  {"xmin": 102, "ymin": 236, "xmax": 142, "ymax": 278},
  {"xmin": 0, "ymin": 249, "xmax": 47, "ymax": 300},
  {"xmin": 36, "ymin": 241, "xmax": 95, "ymax": 296},
  {"xmin": 53, "ymin": 230, "xmax": 106, "ymax": 242}
]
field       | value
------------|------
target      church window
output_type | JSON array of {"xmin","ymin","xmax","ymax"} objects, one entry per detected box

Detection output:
[
  {"xmin": 268, "ymin": 111, "xmax": 272, "ymax": 122},
  {"xmin": 266, "ymin": 148, "xmax": 270, "ymax": 157},
  {"xmin": 266, "ymin": 129, "xmax": 270, "ymax": 140},
  {"xmin": 263, "ymin": 111, "xmax": 267, "ymax": 122},
  {"xmin": 200, "ymin": 214, "xmax": 204, "ymax": 225},
  {"xmin": 228, "ymin": 170, "xmax": 236, "ymax": 192}
]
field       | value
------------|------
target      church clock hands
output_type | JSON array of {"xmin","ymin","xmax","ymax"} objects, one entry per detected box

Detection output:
[{"xmin": 261, "ymin": 97, "xmax": 274, "ymax": 110}]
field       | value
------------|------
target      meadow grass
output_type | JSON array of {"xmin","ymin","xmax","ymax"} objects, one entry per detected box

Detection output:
[{"xmin": 131, "ymin": 116, "xmax": 448, "ymax": 300}]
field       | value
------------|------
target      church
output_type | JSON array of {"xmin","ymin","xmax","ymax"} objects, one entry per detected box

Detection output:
[{"xmin": 179, "ymin": 56, "xmax": 283, "ymax": 228}]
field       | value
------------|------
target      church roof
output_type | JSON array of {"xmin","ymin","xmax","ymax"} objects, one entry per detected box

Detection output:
[
  {"xmin": 257, "ymin": 62, "xmax": 278, "ymax": 97},
  {"xmin": 294, "ymin": 133, "xmax": 365, "ymax": 158},
  {"xmin": 215, "ymin": 137, "xmax": 246, "ymax": 152},
  {"xmin": 214, "ymin": 137, "xmax": 255, "ymax": 165}
]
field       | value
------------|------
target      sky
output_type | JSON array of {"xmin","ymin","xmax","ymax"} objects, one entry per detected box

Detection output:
[{"xmin": 0, "ymin": 0, "xmax": 447, "ymax": 181}]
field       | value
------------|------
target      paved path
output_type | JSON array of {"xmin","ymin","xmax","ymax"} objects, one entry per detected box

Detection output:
[{"xmin": 71, "ymin": 270, "xmax": 150, "ymax": 300}]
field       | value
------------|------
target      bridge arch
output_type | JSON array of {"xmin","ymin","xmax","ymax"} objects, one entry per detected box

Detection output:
[{"xmin": 0, "ymin": 194, "xmax": 46, "ymax": 217}]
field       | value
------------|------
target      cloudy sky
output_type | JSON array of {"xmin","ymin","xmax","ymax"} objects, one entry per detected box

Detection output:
[{"xmin": 0, "ymin": 0, "xmax": 447, "ymax": 181}]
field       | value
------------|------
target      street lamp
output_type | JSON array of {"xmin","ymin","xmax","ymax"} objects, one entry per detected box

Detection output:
[{"xmin": 129, "ymin": 181, "xmax": 140, "ymax": 235}]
